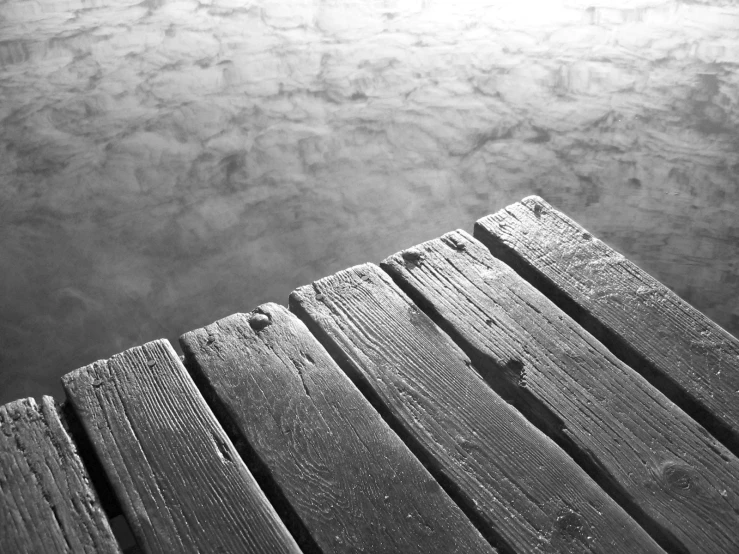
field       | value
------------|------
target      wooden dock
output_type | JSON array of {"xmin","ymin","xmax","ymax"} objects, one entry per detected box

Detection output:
[{"xmin": 3, "ymin": 196, "xmax": 739, "ymax": 554}]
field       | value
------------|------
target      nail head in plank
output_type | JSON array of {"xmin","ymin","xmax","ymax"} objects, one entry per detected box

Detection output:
[
  {"xmin": 0, "ymin": 396, "xmax": 120, "ymax": 554},
  {"xmin": 61, "ymin": 339, "xmax": 301, "ymax": 554},
  {"xmin": 474, "ymin": 196, "xmax": 739, "ymax": 455},
  {"xmin": 290, "ymin": 263, "xmax": 664, "ymax": 554},
  {"xmin": 382, "ymin": 229, "xmax": 739, "ymax": 554},
  {"xmin": 180, "ymin": 303, "xmax": 495, "ymax": 554}
]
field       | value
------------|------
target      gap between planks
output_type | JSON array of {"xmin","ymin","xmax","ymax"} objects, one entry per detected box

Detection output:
[
  {"xmin": 380, "ymin": 229, "xmax": 739, "ymax": 554},
  {"xmin": 290, "ymin": 263, "xmax": 664, "ymax": 554},
  {"xmin": 475, "ymin": 195, "xmax": 739, "ymax": 459}
]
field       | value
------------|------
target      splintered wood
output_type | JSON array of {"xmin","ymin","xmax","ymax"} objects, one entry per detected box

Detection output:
[
  {"xmin": 475, "ymin": 196, "xmax": 739, "ymax": 456},
  {"xmin": 180, "ymin": 303, "xmax": 494, "ymax": 554},
  {"xmin": 0, "ymin": 396, "xmax": 120, "ymax": 554},
  {"xmin": 61, "ymin": 340, "xmax": 301, "ymax": 554},
  {"xmin": 381, "ymin": 229, "xmax": 739, "ymax": 554},
  {"xmin": 290, "ymin": 264, "xmax": 662, "ymax": 554}
]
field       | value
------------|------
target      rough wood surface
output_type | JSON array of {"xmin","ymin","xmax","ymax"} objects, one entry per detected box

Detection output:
[
  {"xmin": 180, "ymin": 303, "xmax": 495, "ymax": 554},
  {"xmin": 62, "ymin": 339, "xmax": 301, "ymax": 554},
  {"xmin": 474, "ymin": 196, "xmax": 739, "ymax": 457},
  {"xmin": 290, "ymin": 264, "xmax": 664, "ymax": 554},
  {"xmin": 381, "ymin": 229, "xmax": 739, "ymax": 554},
  {"xmin": 0, "ymin": 396, "xmax": 120, "ymax": 554}
]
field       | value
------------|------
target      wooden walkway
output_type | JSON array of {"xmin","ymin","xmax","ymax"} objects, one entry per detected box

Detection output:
[{"xmin": 3, "ymin": 196, "xmax": 739, "ymax": 554}]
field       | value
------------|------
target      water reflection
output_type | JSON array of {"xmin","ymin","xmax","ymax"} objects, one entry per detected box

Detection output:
[{"xmin": 1, "ymin": 0, "xmax": 737, "ymax": 404}]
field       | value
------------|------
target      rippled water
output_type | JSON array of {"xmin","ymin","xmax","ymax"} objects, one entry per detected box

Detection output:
[{"xmin": 1, "ymin": 0, "xmax": 738, "ymax": 405}]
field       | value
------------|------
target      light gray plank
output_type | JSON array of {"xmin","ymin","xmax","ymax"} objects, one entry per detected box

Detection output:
[
  {"xmin": 382, "ymin": 229, "xmax": 739, "ymax": 554},
  {"xmin": 290, "ymin": 264, "xmax": 664, "ymax": 554},
  {"xmin": 180, "ymin": 303, "xmax": 496, "ymax": 554},
  {"xmin": 474, "ymin": 195, "xmax": 739, "ymax": 456},
  {"xmin": 62, "ymin": 339, "xmax": 302, "ymax": 554},
  {"xmin": 0, "ymin": 396, "xmax": 121, "ymax": 554}
]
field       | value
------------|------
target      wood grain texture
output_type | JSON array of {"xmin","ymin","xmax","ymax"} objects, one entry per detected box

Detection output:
[
  {"xmin": 290, "ymin": 264, "xmax": 664, "ymax": 554},
  {"xmin": 61, "ymin": 339, "xmax": 301, "ymax": 554},
  {"xmin": 179, "ymin": 303, "xmax": 495, "ymax": 554},
  {"xmin": 474, "ymin": 196, "xmax": 739, "ymax": 457},
  {"xmin": 381, "ymin": 229, "xmax": 739, "ymax": 554},
  {"xmin": 0, "ymin": 396, "xmax": 120, "ymax": 554}
]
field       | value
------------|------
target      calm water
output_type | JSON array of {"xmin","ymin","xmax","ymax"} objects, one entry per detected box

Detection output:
[{"xmin": 1, "ymin": 0, "xmax": 738, "ymax": 405}]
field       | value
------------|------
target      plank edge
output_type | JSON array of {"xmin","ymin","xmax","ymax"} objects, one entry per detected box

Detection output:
[{"xmin": 474, "ymin": 200, "xmax": 739, "ymax": 458}]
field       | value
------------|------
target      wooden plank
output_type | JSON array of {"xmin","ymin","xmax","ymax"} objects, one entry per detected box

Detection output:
[
  {"xmin": 381, "ymin": 229, "xmax": 739, "ymax": 554},
  {"xmin": 61, "ymin": 339, "xmax": 302, "ymax": 554},
  {"xmin": 474, "ymin": 195, "xmax": 739, "ymax": 456},
  {"xmin": 179, "ymin": 303, "xmax": 495, "ymax": 554},
  {"xmin": 290, "ymin": 264, "xmax": 664, "ymax": 554},
  {"xmin": 0, "ymin": 396, "xmax": 121, "ymax": 554}
]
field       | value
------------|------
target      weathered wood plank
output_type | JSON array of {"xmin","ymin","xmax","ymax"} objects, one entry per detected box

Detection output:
[
  {"xmin": 381, "ymin": 230, "xmax": 739, "ymax": 554},
  {"xmin": 290, "ymin": 264, "xmax": 664, "ymax": 554},
  {"xmin": 0, "ymin": 396, "xmax": 121, "ymax": 554},
  {"xmin": 179, "ymin": 303, "xmax": 495, "ymax": 554},
  {"xmin": 474, "ymin": 195, "xmax": 739, "ymax": 456},
  {"xmin": 61, "ymin": 339, "xmax": 302, "ymax": 554}
]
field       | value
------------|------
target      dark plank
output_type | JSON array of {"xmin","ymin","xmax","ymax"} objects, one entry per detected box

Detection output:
[
  {"xmin": 179, "ymin": 303, "xmax": 495, "ymax": 554},
  {"xmin": 474, "ymin": 196, "xmax": 739, "ymax": 457},
  {"xmin": 61, "ymin": 339, "xmax": 301, "ymax": 554},
  {"xmin": 381, "ymin": 229, "xmax": 739, "ymax": 554},
  {"xmin": 0, "ymin": 396, "xmax": 120, "ymax": 554},
  {"xmin": 290, "ymin": 264, "xmax": 664, "ymax": 554}
]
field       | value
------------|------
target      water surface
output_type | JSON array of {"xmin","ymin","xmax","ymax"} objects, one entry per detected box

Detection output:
[{"xmin": 2, "ymin": 0, "xmax": 738, "ymax": 404}]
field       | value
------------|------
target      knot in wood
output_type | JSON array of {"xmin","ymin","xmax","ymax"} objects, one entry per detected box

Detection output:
[
  {"xmin": 249, "ymin": 313, "xmax": 271, "ymax": 332},
  {"xmin": 662, "ymin": 462, "xmax": 695, "ymax": 495},
  {"xmin": 401, "ymin": 248, "xmax": 423, "ymax": 265},
  {"xmin": 506, "ymin": 359, "xmax": 525, "ymax": 384}
]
